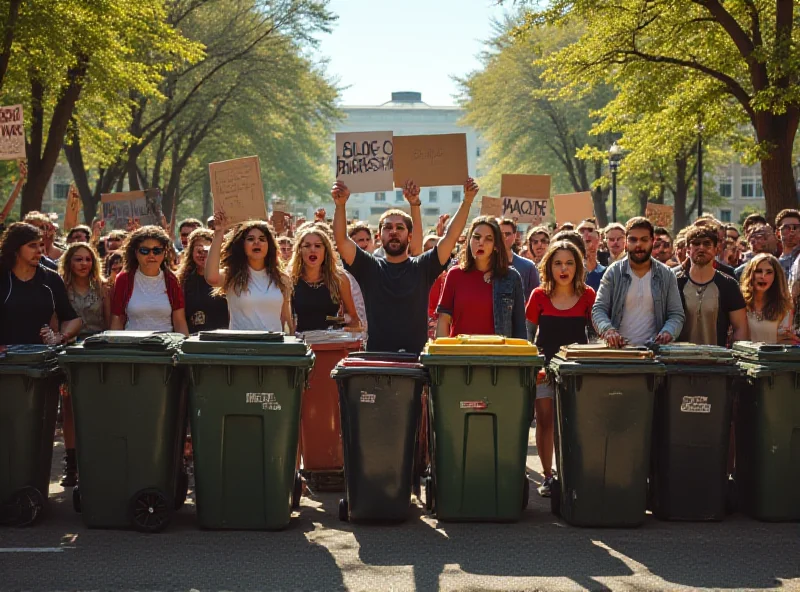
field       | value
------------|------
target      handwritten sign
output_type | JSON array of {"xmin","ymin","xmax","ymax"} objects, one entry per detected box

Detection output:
[
  {"xmin": 209, "ymin": 156, "xmax": 267, "ymax": 226},
  {"xmin": 101, "ymin": 189, "xmax": 162, "ymax": 231},
  {"xmin": 0, "ymin": 105, "xmax": 25, "ymax": 160},
  {"xmin": 480, "ymin": 195, "xmax": 547, "ymax": 224},
  {"xmin": 553, "ymin": 191, "xmax": 594, "ymax": 227},
  {"xmin": 646, "ymin": 202, "xmax": 674, "ymax": 230},
  {"xmin": 64, "ymin": 185, "xmax": 82, "ymax": 231},
  {"xmin": 392, "ymin": 133, "xmax": 468, "ymax": 188},
  {"xmin": 336, "ymin": 131, "xmax": 394, "ymax": 194}
]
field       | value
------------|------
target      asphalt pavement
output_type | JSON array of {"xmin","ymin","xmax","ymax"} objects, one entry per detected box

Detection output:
[{"xmin": 2, "ymin": 432, "xmax": 799, "ymax": 592}]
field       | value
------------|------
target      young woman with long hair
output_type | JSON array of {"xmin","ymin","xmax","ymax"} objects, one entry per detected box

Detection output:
[
  {"xmin": 436, "ymin": 216, "xmax": 525, "ymax": 338},
  {"xmin": 740, "ymin": 253, "xmax": 794, "ymax": 344},
  {"xmin": 206, "ymin": 213, "xmax": 292, "ymax": 332},
  {"xmin": 526, "ymin": 240, "xmax": 596, "ymax": 497},
  {"xmin": 176, "ymin": 228, "xmax": 229, "ymax": 334},
  {"xmin": 109, "ymin": 226, "xmax": 189, "ymax": 335},
  {"xmin": 289, "ymin": 225, "xmax": 359, "ymax": 332}
]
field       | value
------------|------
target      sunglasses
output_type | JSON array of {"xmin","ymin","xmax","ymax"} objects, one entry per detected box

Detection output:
[{"xmin": 138, "ymin": 246, "xmax": 165, "ymax": 256}]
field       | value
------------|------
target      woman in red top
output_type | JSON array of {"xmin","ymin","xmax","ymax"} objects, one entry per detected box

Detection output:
[{"xmin": 525, "ymin": 240, "xmax": 596, "ymax": 497}]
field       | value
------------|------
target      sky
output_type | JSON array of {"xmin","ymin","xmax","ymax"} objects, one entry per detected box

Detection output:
[{"xmin": 314, "ymin": 0, "xmax": 512, "ymax": 107}]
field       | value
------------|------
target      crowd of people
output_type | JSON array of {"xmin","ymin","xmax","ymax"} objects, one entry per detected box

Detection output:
[{"xmin": 1, "ymin": 178, "xmax": 799, "ymax": 497}]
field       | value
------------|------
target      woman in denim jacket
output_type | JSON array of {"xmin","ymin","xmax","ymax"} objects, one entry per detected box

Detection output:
[{"xmin": 436, "ymin": 216, "xmax": 526, "ymax": 338}]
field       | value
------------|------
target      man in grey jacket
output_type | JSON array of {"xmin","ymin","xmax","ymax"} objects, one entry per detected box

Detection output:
[{"xmin": 592, "ymin": 217, "xmax": 685, "ymax": 347}]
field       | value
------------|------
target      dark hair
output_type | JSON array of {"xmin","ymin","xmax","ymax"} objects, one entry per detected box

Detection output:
[
  {"xmin": 775, "ymin": 209, "xmax": 800, "ymax": 229},
  {"xmin": 378, "ymin": 209, "xmax": 413, "ymax": 234},
  {"xmin": 106, "ymin": 229, "xmax": 128, "ymax": 242},
  {"xmin": 121, "ymin": 225, "xmax": 171, "ymax": 273},
  {"xmin": 625, "ymin": 216, "xmax": 654, "ymax": 238},
  {"xmin": 459, "ymin": 216, "xmax": 509, "ymax": 277},
  {"xmin": 498, "ymin": 218, "xmax": 517, "ymax": 233},
  {"xmin": 0, "ymin": 222, "xmax": 41, "ymax": 272},
  {"xmin": 104, "ymin": 251, "xmax": 123, "ymax": 277},
  {"xmin": 176, "ymin": 228, "xmax": 214, "ymax": 285},
  {"xmin": 67, "ymin": 225, "xmax": 91, "ymax": 242},
  {"xmin": 685, "ymin": 224, "xmax": 719, "ymax": 247},
  {"xmin": 539, "ymin": 240, "xmax": 587, "ymax": 297},
  {"xmin": 551, "ymin": 229, "xmax": 587, "ymax": 258},
  {"xmin": 743, "ymin": 213, "xmax": 768, "ymax": 235},
  {"xmin": 348, "ymin": 222, "xmax": 372, "ymax": 239},
  {"xmin": 558, "ymin": 222, "xmax": 575, "ymax": 232},
  {"xmin": 179, "ymin": 218, "xmax": 203, "ymax": 233},
  {"xmin": 653, "ymin": 226, "xmax": 672, "ymax": 240}
]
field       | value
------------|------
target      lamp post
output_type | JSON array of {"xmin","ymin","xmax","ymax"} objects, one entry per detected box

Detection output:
[
  {"xmin": 609, "ymin": 142, "xmax": 623, "ymax": 222},
  {"xmin": 696, "ymin": 123, "xmax": 705, "ymax": 219}
]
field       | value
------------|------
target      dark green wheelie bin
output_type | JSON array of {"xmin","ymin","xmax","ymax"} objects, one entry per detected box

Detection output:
[
  {"xmin": 420, "ymin": 336, "xmax": 544, "ymax": 522},
  {"xmin": 650, "ymin": 343, "xmax": 739, "ymax": 521},
  {"xmin": 549, "ymin": 345, "xmax": 665, "ymax": 527},
  {"xmin": 0, "ymin": 345, "xmax": 62, "ymax": 527},
  {"xmin": 59, "ymin": 331, "xmax": 187, "ymax": 533},
  {"xmin": 732, "ymin": 342, "xmax": 800, "ymax": 521},
  {"xmin": 177, "ymin": 330, "xmax": 314, "ymax": 530},
  {"xmin": 331, "ymin": 353, "xmax": 427, "ymax": 523}
]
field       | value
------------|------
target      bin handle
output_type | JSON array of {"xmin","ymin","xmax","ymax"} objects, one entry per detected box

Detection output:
[{"xmin": 455, "ymin": 335, "xmax": 506, "ymax": 345}]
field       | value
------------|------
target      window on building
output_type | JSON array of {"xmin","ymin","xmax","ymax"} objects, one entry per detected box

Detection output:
[
  {"xmin": 375, "ymin": 192, "xmax": 386, "ymax": 202},
  {"xmin": 428, "ymin": 190, "xmax": 438, "ymax": 204},
  {"xmin": 370, "ymin": 207, "xmax": 386, "ymax": 216},
  {"xmin": 476, "ymin": 146, "xmax": 481, "ymax": 157},
  {"xmin": 720, "ymin": 210, "xmax": 732, "ymax": 223},
  {"xmin": 53, "ymin": 183, "xmax": 70, "ymax": 200},
  {"xmin": 424, "ymin": 208, "xmax": 440, "ymax": 217},
  {"xmin": 718, "ymin": 178, "xmax": 732, "ymax": 198},
  {"xmin": 395, "ymin": 189, "xmax": 403, "ymax": 202},
  {"xmin": 741, "ymin": 176, "xmax": 764, "ymax": 199},
  {"xmin": 452, "ymin": 190, "xmax": 461, "ymax": 203}
]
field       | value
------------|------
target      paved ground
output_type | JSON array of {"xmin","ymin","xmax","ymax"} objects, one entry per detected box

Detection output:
[{"xmin": 2, "ymin": 431, "xmax": 800, "ymax": 592}]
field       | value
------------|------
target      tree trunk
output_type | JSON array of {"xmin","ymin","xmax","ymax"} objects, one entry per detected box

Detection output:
[
  {"xmin": 591, "ymin": 161, "xmax": 609, "ymax": 227},
  {"xmin": 756, "ymin": 111, "xmax": 799, "ymax": 224},
  {"xmin": 0, "ymin": 0, "xmax": 22, "ymax": 94},
  {"xmin": 673, "ymin": 157, "xmax": 690, "ymax": 235}
]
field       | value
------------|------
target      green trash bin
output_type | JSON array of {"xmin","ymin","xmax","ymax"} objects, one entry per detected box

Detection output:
[
  {"xmin": 650, "ymin": 343, "xmax": 739, "ymax": 521},
  {"xmin": 732, "ymin": 342, "xmax": 800, "ymax": 521},
  {"xmin": 59, "ymin": 331, "xmax": 187, "ymax": 533},
  {"xmin": 549, "ymin": 345, "xmax": 665, "ymax": 527},
  {"xmin": 420, "ymin": 336, "xmax": 544, "ymax": 522},
  {"xmin": 177, "ymin": 330, "xmax": 315, "ymax": 530},
  {"xmin": 0, "ymin": 345, "xmax": 62, "ymax": 527}
]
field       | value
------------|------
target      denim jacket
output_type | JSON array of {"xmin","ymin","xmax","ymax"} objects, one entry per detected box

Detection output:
[
  {"xmin": 591, "ymin": 257, "xmax": 685, "ymax": 339},
  {"xmin": 493, "ymin": 268, "xmax": 527, "ymax": 339}
]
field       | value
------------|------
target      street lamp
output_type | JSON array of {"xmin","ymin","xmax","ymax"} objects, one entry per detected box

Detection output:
[
  {"xmin": 609, "ymin": 142, "xmax": 623, "ymax": 222},
  {"xmin": 696, "ymin": 123, "xmax": 705, "ymax": 219}
]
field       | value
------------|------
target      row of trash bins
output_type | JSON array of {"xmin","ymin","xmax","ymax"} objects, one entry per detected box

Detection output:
[{"xmin": 1, "ymin": 331, "xmax": 799, "ymax": 532}]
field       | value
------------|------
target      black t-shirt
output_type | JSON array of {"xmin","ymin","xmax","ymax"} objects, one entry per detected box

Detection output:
[
  {"xmin": 292, "ymin": 280, "xmax": 340, "ymax": 332},
  {"xmin": 0, "ymin": 265, "xmax": 79, "ymax": 345},
  {"xmin": 183, "ymin": 272, "xmax": 229, "ymax": 334},
  {"xmin": 345, "ymin": 247, "xmax": 446, "ymax": 353}
]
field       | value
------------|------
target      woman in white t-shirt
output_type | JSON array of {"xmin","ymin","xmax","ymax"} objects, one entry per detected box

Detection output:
[{"xmin": 206, "ymin": 213, "xmax": 292, "ymax": 332}]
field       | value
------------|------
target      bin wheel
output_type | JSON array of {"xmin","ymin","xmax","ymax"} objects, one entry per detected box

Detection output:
[
  {"xmin": 1, "ymin": 486, "xmax": 45, "ymax": 527},
  {"xmin": 338, "ymin": 499, "xmax": 349, "ymax": 522},
  {"xmin": 175, "ymin": 467, "xmax": 189, "ymax": 510},
  {"xmin": 522, "ymin": 475, "xmax": 530, "ymax": 510},
  {"xmin": 292, "ymin": 473, "xmax": 304, "ymax": 510},
  {"xmin": 72, "ymin": 486, "xmax": 81, "ymax": 514},
  {"xmin": 129, "ymin": 488, "xmax": 172, "ymax": 533},
  {"xmin": 550, "ymin": 477, "xmax": 561, "ymax": 517},
  {"xmin": 726, "ymin": 477, "xmax": 738, "ymax": 515}
]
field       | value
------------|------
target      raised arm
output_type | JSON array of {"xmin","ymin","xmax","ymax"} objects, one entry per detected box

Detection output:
[
  {"xmin": 332, "ymin": 181, "xmax": 357, "ymax": 266},
  {"xmin": 436, "ymin": 178, "xmax": 478, "ymax": 266},
  {"xmin": 0, "ymin": 160, "xmax": 26, "ymax": 224},
  {"xmin": 205, "ymin": 210, "xmax": 228, "ymax": 287},
  {"xmin": 402, "ymin": 180, "xmax": 423, "ymax": 256}
]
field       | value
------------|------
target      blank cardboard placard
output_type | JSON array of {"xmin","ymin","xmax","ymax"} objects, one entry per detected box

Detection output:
[
  {"xmin": 209, "ymin": 156, "xmax": 267, "ymax": 226},
  {"xmin": 64, "ymin": 186, "xmax": 82, "ymax": 231},
  {"xmin": 0, "ymin": 104, "xmax": 25, "ymax": 160},
  {"xmin": 646, "ymin": 203, "xmax": 674, "ymax": 230},
  {"xmin": 336, "ymin": 131, "xmax": 394, "ymax": 194},
  {"xmin": 101, "ymin": 189, "xmax": 162, "ymax": 231},
  {"xmin": 500, "ymin": 174, "xmax": 551, "ymax": 200},
  {"xmin": 392, "ymin": 133, "xmax": 468, "ymax": 188},
  {"xmin": 480, "ymin": 196, "xmax": 503, "ymax": 217},
  {"xmin": 553, "ymin": 192, "xmax": 594, "ymax": 226}
]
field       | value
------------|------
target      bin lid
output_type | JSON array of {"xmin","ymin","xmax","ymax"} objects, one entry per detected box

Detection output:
[
  {"xmin": 424, "ymin": 335, "xmax": 540, "ymax": 356},
  {"xmin": 651, "ymin": 342, "xmax": 736, "ymax": 365},
  {"xmin": 180, "ymin": 331, "xmax": 310, "ymax": 356},
  {"xmin": 549, "ymin": 354, "xmax": 665, "ymax": 375},
  {"xmin": 738, "ymin": 360, "xmax": 800, "ymax": 378},
  {"xmin": 331, "ymin": 358, "xmax": 428, "ymax": 381},
  {"xmin": 198, "ymin": 329, "xmax": 284, "ymax": 342},
  {"xmin": 79, "ymin": 331, "xmax": 185, "ymax": 353},
  {"xmin": 732, "ymin": 341, "xmax": 800, "ymax": 363},
  {"xmin": 0, "ymin": 344, "xmax": 61, "ymax": 366},
  {"xmin": 346, "ymin": 352, "xmax": 420, "ymax": 364},
  {"xmin": 556, "ymin": 343, "xmax": 656, "ymax": 361}
]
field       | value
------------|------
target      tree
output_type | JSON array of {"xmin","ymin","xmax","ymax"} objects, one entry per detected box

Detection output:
[
  {"xmin": 459, "ymin": 20, "xmax": 617, "ymax": 226},
  {"xmin": 519, "ymin": 0, "xmax": 800, "ymax": 222}
]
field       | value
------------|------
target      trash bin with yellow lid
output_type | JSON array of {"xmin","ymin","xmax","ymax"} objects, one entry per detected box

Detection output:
[{"xmin": 420, "ymin": 335, "xmax": 544, "ymax": 522}]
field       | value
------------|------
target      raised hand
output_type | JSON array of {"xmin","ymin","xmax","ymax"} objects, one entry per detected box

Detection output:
[
  {"xmin": 315, "ymin": 207, "xmax": 327, "ymax": 222},
  {"xmin": 331, "ymin": 181, "xmax": 350, "ymax": 207},
  {"xmin": 464, "ymin": 177, "xmax": 479, "ymax": 202},
  {"xmin": 436, "ymin": 214, "xmax": 450, "ymax": 237},
  {"xmin": 402, "ymin": 180, "xmax": 421, "ymax": 206},
  {"xmin": 212, "ymin": 210, "xmax": 228, "ymax": 233}
]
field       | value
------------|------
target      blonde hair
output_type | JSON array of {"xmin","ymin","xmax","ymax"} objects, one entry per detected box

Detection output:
[
  {"xmin": 59, "ymin": 242, "xmax": 105, "ymax": 290},
  {"xmin": 288, "ymin": 227, "xmax": 344, "ymax": 304},
  {"xmin": 740, "ymin": 253, "xmax": 791, "ymax": 322},
  {"xmin": 176, "ymin": 228, "xmax": 213, "ymax": 285},
  {"xmin": 538, "ymin": 240, "xmax": 587, "ymax": 298}
]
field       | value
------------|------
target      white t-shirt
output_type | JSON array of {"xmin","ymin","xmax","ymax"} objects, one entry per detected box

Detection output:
[
  {"xmin": 227, "ymin": 266, "xmax": 284, "ymax": 331},
  {"xmin": 619, "ymin": 269, "xmax": 657, "ymax": 346},
  {"xmin": 126, "ymin": 269, "xmax": 173, "ymax": 332}
]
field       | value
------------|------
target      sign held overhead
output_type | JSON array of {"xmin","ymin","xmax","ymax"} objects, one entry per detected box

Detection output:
[
  {"xmin": 335, "ymin": 131, "xmax": 394, "ymax": 194},
  {"xmin": 392, "ymin": 133, "xmax": 468, "ymax": 188},
  {"xmin": 0, "ymin": 105, "xmax": 25, "ymax": 161},
  {"xmin": 101, "ymin": 189, "xmax": 163, "ymax": 230},
  {"xmin": 208, "ymin": 156, "xmax": 267, "ymax": 226},
  {"xmin": 553, "ymin": 191, "xmax": 595, "ymax": 227}
]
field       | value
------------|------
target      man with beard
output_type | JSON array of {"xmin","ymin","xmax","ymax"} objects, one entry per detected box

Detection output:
[
  {"xmin": 676, "ymin": 225, "xmax": 748, "ymax": 346},
  {"xmin": 577, "ymin": 218, "xmax": 606, "ymax": 290},
  {"xmin": 592, "ymin": 217, "xmax": 684, "ymax": 347},
  {"xmin": 652, "ymin": 226, "xmax": 675, "ymax": 266},
  {"xmin": 332, "ymin": 177, "xmax": 479, "ymax": 353}
]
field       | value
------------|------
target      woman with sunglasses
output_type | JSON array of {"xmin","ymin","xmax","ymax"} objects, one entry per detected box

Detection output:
[
  {"xmin": 177, "ymin": 228, "xmax": 229, "ymax": 334},
  {"xmin": 110, "ymin": 226, "xmax": 189, "ymax": 335}
]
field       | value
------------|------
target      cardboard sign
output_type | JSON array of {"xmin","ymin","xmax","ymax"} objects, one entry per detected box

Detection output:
[
  {"xmin": 553, "ymin": 191, "xmax": 594, "ymax": 227},
  {"xmin": 392, "ymin": 133, "xmax": 468, "ymax": 188},
  {"xmin": 480, "ymin": 195, "xmax": 547, "ymax": 224},
  {"xmin": 0, "ymin": 105, "xmax": 25, "ymax": 160},
  {"xmin": 64, "ymin": 186, "xmax": 82, "ymax": 231},
  {"xmin": 480, "ymin": 196, "xmax": 503, "ymax": 217},
  {"xmin": 500, "ymin": 174, "xmax": 551, "ymax": 200},
  {"xmin": 209, "ymin": 156, "xmax": 267, "ymax": 226},
  {"xmin": 336, "ymin": 131, "xmax": 394, "ymax": 194},
  {"xmin": 646, "ymin": 202, "xmax": 674, "ymax": 230},
  {"xmin": 101, "ymin": 189, "xmax": 163, "ymax": 231}
]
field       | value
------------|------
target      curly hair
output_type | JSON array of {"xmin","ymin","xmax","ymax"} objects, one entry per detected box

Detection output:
[
  {"xmin": 104, "ymin": 251, "xmax": 123, "ymax": 277},
  {"xmin": 740, "ymin": 253, "xmax": 792, "ymax": 322},
  {"xmin": 288, "ymin": 227, "xmax": 344, "ymax": 304},
  {"xmin": 538, "ymin": 240, "xmax": 587, "ymax": 298},
  {"xmin": 176, "ymin": 228, "xmax": 214, "ymax": 285},
  {"xmin": 213, "ymin": 220, "xmax": 289, "ymax": 299},
  {"xmin": 459, "ymin": 216, "xmax": 509, "ymax": 276},
  {"xmin": 59, "ymin": 242, "xmax": 105, "ymax": 289},
  {"xmin": 0, "ymin": 222, "xmax": 41, "ymax": 272},
  {"xmin": 120, "ymin": 225, "xmax": 172, "ymax": 273}
]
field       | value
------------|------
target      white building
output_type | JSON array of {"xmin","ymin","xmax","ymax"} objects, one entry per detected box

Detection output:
[
  {"xmin": 328, "ymin": 91, "xmax": 486, "ymax": 230},
  {"xmin": 711, "ymin": 162, "xmax": 767, "ymax": 224}
]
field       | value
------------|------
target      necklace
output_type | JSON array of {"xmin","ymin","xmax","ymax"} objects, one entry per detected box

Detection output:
[
  {"xmin": 483, "ymin": 271, "xmax": 492, "ymax": 284},
  {"xmin": 748, "ymin": 308, "xmax": 765, "ymax": 322},
  {"xmin": 692, "ymin": 279, "xmax": 711, "ymax": 320},
  {"xmin": 302, "ymin": 277, "xmax": 324, "ymax": 289}
]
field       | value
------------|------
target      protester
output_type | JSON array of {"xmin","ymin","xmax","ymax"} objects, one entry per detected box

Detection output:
[
  {"xmin": 436, "ymin": 216, "xmax": 525, "ymax": 338},
  {"xmin": 603, "ymin": 222, "xmax": 627, "ymax": 264},
  {"xmin": 348, "ymin": 222, "xmax": 376, "ymax": 254},
  {"xmin": 206, "ymin": 215, "xmax": 216, "ymax": 231},
  {"xmin": 723, "ymin": 237, "xmax": 741, "ymax": 268},
  {"xmin": 740, "ymin": 254, "xmax": 794, "ymax": 344},
  {"xmin": 206, "ymin": 215, "xmax": 292, "ymax": 332},
  {"xmin": 693, "ymin": 216, "xmax": 737, "ymax": 278},
  {"xmin": 66, "ymin": 225, "xmax": 91, "ymax": 245},
  {"xmin": 332, "ymin": 177, "xmax": 478, "ymax": 353},
  {"xmin": 675, "ymin": 225, "xmax": 748, "ymax": 346},
  {"xmin": 725, "ymin": 224, "xmax": 740, "ymax": 242},
  {"xmin": 525, "ymin": 226, "xmax": 550, "ymax": 265},
  {"xmin": 551, "ymin": 229, "xmax": 586, "ymax": 258},
  {"xmin": 499, "ymin": 218, "xmax": 539, "ymax": 300},
  {"xmin": 593, "ymin": 217, "xmax": 684, "ymax": 347},
  {"xmin": 178, "ymin": 218, "xmax": 204, "ymax": 251},
  {"xmin": 742, "ymin": 213, "xmax": 769, "ymax": 243},
  {"xmin": 577, "ymin": 218, "xmax": 606, "ymax": 290},
  {"xmin": 652, "ymin": 226, "xmax": 675, "ymax": 266},
  {"xmin": 526, "ymin": 240, "xmax": 595, "ymax": 496},
  {"xmin": 22, "ymin": 211, "xmax": 60, "ymax": 269},
  {"xmin": 0, "ymin": 223, "xmax": 81, "ymax": 350},
  {"xmin": 104, "ymin": 251, "xmax": 123, "ymax": 287},
  {"xmin": 105, "ymin": 229, "xmax": 127, "ymax": 254},
  {"xmin": 110, "ymin": 226, "xmax": 189, "ymax": 335},
  {"xmin": 736, "ymin": 223, "xmax": 775, "ymax": 279},
  {"xmin": 774, "ymin": 209, "xmax": 800, "ymax": 283},
  {"xmin": 277, "ymin": 236, "xmax": 294, "ymax": 264},
  {"xmin": 176, "ymin": 228, "xmax": 229, "ymax": 334},
  {"xmin": 289, "ymin": 225, "xmax": 359, "ymax": 332},
  {"xmin": 423, "ymin": 234, "xmax": 439, "ymax": 252}
]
